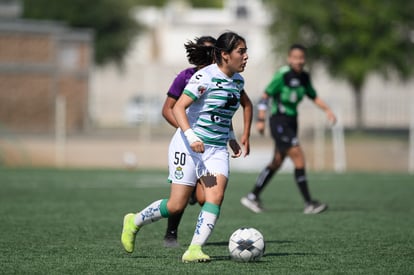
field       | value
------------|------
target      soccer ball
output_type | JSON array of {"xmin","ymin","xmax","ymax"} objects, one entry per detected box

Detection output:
[{"xmin": 228, "ymin": 227, "xmax": 265, "ymax": 262}]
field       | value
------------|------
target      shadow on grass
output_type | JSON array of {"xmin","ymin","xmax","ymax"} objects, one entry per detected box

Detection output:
[
  {"xmin": 205, "ymin": 239, "xmax": 295, "ymax": 247},
  {"xmin": 211, "ymin": 251, "xmax": 313, "ymax": 262},
  {"xmin": 263, "ymin": 252, "xmax": 314, "ymax": 257}
]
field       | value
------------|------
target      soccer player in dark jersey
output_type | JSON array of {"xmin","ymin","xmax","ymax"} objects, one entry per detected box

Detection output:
[
  {"xmin": 241, "ymin": 44, "xmax": 336, "ymax": 214},
  {"xmin": 161, "ymin": 36, "xmax": 216, "ymax": 247}
]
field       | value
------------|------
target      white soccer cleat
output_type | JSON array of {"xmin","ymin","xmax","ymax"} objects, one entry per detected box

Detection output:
[
  {"xmin": 240, "ymin": 196, "xmax": 264, "ymax": 213},
  {"xmin": 304, "ymin": 201, "xmax": 328, "ymax": 214}
]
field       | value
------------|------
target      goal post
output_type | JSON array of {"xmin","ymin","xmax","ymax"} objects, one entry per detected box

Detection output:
[{"xmin": 331, "ymin": 112, "xmax": 346, "ymax": 173}]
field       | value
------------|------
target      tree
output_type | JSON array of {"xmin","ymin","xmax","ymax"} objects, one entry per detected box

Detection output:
[
  {"xmin": 265, "ymin": 0, "xmax": 414, "ymax": 129},
  {"xmin": 22, "ymin": 0, "xmax": 141, "ymax": 66}
]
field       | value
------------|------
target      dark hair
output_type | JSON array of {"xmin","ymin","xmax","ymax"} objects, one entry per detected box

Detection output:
[
  {"xmin": 214, "ymin": 31, "xmax": 246, "ymax": 65},
  {"xmin": 289, "ymin": 44, "xmax": 307, "ymax": 54},
  {"xmin": 196, "ymin": 36, "xmax": 216, "ymax": 46},
  {"xmin": 184, "ymin": 36, "xmax": 216, "ymax": 67}
]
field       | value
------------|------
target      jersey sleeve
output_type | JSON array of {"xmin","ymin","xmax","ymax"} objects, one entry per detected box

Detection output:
[
  {"xmin": 183, "ymin": 71, "xmax": 210, "ymax": 102},
  {"xmin": 304, "ymin": 73, "xmax": 317, "ymax": 100},
  {"xmin": 166, "ymin": 70, "xmax": 190, "ymax": 100}
]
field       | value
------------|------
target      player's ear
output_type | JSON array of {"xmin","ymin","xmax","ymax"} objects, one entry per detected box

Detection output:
[{"xmin": 221, "ymin": 51, "xmax": 229, "ymax": 64}]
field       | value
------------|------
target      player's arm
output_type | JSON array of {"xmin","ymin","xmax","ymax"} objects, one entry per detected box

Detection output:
[
  {"xmin": 228, "ymin": 122, "xmax": 242, "ymax": 158},
  {"xmin": 256, "ymin": 93, "xmax": 270, "ymax": 135},
  {"xmin": 313, "ymin": 97, "xmax": 337, "ymax": 125},
  {"xmin": 161, "ymin": 96, "xmax": 179, "ymax": 128},
  {"xmin": 256, "ymin": 70, "xmax": 282, "ymax": 135},
  {"xmin": 305, "ymin": 73, "xmax": 336, "ymax": 125},
  {"xmin": 173, "ymin": 93, "xmax": 204, "ymax": 153},
  {"xmin": 239, "ymin": 90, "xmax": 252, "ymax": 156},
  {"xmin": 163, "ymin": 70, "xmax": 188, "ymax": 128}
]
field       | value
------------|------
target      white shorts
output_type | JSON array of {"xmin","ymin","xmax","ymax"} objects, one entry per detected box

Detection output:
[{"xmin": 168, "ymin": 129, "xmax": 229, "ymax": 186}]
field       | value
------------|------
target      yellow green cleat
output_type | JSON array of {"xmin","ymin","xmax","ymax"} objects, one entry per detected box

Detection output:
[
  {"xmin": 121, "ymin": 213, "xmax": 139, "ymax": 253},
  {"xmin": 182, "ymin": 244, "xmax": 211, "ymax": 263}
]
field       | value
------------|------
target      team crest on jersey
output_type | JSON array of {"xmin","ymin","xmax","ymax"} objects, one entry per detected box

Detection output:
[
  {"xmin": 175, "ymin": 166, "xmax": 184, "ymax": 180},
  {"xmin": 197, "ymin": 85, "xmax": 207, "ymax": 96}
]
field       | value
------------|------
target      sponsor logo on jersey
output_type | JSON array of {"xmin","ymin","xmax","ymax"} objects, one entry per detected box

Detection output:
[{"xmin": 198, "ymin": 85, "xmax": 207, "ymax": 96}]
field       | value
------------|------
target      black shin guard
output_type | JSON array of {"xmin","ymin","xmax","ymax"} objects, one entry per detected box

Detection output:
[
  {"xmin": 294, "ymin": 168, "xmax": 311, "ymax": 203},
  {"xmin": 252, "ymin": 167, "xmax": 275, "ymax": 197}
]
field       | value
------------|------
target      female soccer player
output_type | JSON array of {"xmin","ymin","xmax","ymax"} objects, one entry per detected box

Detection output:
[
  {"xmin": 241, "ymin": 44, "xmax": 336, "ymax": 214},
  {"xmin": 121, "ymin": 31, "xmax": 251, "ymax": 262},
  {"xmin": 162, "ymin": 36, "xmax": 217, "ymax": 248}
]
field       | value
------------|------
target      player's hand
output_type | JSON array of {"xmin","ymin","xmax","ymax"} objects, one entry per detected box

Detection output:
[
  {"xmin": 240, "ymin": 134, "xmax": 250, "ymax": 157},
  {"xmin": 326, "ymin": 110, "xmax": 337, "ymax": 126},
  {"xmin": 229, "ymin": 139, "xmax": 242, "ymax": 158},
  {"xmin": 256, "ymin": 121, "xmax": 265, "ymax": 135},
  {"xmin": 190, "ymin": 141, "xmax": 205, "ymax": 153}
]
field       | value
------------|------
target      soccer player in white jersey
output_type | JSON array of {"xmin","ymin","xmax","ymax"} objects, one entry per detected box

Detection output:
[
  {"xmin": 121, "ymin": 31, "xmax": 251, "ymax": 262},
  {"xmin": 162, "ymin": 36, "xmax": 217, "ymax": 248}
]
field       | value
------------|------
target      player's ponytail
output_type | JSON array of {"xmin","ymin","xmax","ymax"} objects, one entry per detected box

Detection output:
[{"xmin": 184, "ymin": 36, "xmax": 216, "ymax": 68}]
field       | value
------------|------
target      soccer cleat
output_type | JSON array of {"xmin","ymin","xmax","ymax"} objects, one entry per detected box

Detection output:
[
  {"xmin": 240, "ymin": 196, "xmax": 264, "ymax": 213},
  {"xmin": 164, "ymin": 231, "xmax": 179, "ymax": 248},
  {"xmin": 304, "ymin": 201, "xmax": 328, "ymax": 214},
  {"xmin": 121, "ymin": 213, "xmax": 139, "ymax": 253},
  {"xmin": 182, "ymin": 244, "xmax": 211, "ymax": 263}
]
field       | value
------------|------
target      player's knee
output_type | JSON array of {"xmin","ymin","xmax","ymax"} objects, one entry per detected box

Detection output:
[
  {"xmin": 269, "ymin": 158, "xmax": 283, "ymax": 170},
  {"xmin": 166, "ymin": 202, "xmax": 186, "ymax": 215},
  {"xmin": 167, "ymin": 207, "xmax": 183, "ymax": 216}
]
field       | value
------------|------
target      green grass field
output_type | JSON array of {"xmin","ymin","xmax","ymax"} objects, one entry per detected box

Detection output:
[{"xmin": 1, "ymin": 168, "xmax": 413, "ymax": 274}]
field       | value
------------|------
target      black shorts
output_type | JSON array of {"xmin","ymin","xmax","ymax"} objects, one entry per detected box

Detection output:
[{"xmin": 269, "ymin": 114, "xmax": 299, "ymax": 153}]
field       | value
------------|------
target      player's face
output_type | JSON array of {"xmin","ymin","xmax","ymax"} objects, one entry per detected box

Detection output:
[
  {"xmin": 224, "ymin": 41, "xmax": 248, "ymax": 74},
  {"xmin": 288, "ymin": 48, "xmax": 306, "ymax": 73}
]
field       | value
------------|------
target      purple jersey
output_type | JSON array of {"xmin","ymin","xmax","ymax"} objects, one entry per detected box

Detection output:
[{"xmin": 167, "ymin": 67, "xmax": 197, "ymax": 99}]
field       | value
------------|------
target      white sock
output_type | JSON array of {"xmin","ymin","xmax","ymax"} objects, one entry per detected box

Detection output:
[
  {"xmin": 190, "ymin": 202, "xmax": 220, "ymax": 246},
  {"xmin": 134, "ymin": 199, "xmax": 169, "ymax": 227}
]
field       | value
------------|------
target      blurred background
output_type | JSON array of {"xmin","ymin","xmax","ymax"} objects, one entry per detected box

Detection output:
[{"xmin": 0, "ymin": 0, "xmax": 413, "ymax": 172}]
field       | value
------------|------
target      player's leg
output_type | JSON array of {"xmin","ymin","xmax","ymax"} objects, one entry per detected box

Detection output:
[
  {"xmin": 182, "ymin": 147, "xmax": 228, "ymax": 262},
  {"xmin": 287, "ymin": 145, "xmax": 327, "ymax": 214},
  {"xmin": 188, "ymin": 180, "xmax": 200, "ymax": 205},
  {"xmin": 164, "ymin": 213, "xmax": 184, "ymax": 247},
  {"xmin": 166, "ymin": 181, "xmax": 205, "ymax": 247},
  {"xmin": 241, "ymin": 115, "xmax": 288, "ymax": 213},
  {"xmin": 163, "ymin": 129, "xmax": 199, "ymax": 247},
  {"xmin": 122, "ymin": 129, "xmax": 196, "ymax": 252},
  {"xmin": 182, "ymin": 173, "xmax": 227, "ymax": 263},
  {"xmin": 194, "ymin": 180, "xmax": 205, "ymax": 205},
  {"xmin": 241, "ymin": 148, "xmax": 285, "ymax": 213},
  {"xmin": 121, "ymin": 183, "xmax": 193, "ymax": 253},
  {"xmin": 164, "ymin": 183, "xmax": 197, "ymax": 247}
]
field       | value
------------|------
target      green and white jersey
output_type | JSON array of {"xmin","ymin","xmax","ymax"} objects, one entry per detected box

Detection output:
[{"xmin": 183, "ymin": 64, "xmax": 244, "ymax": 147}]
